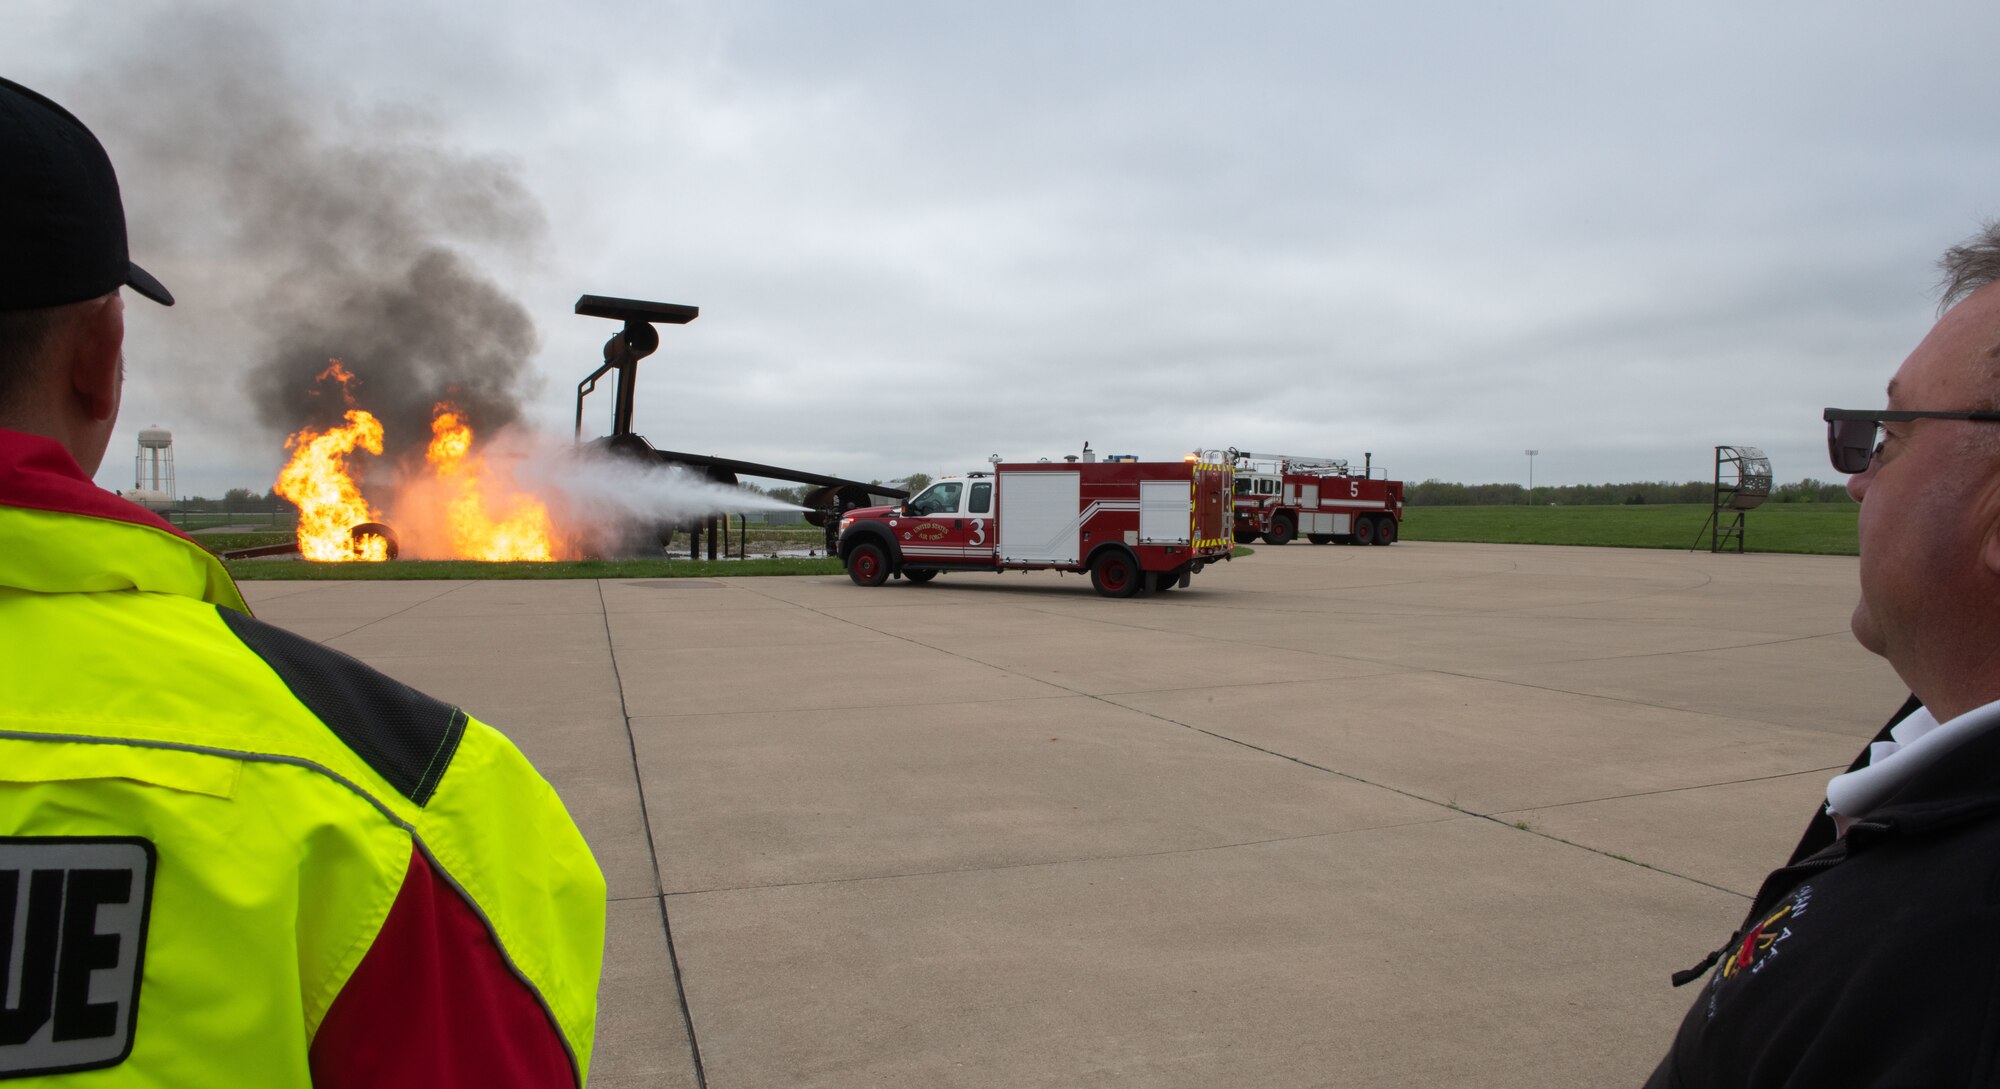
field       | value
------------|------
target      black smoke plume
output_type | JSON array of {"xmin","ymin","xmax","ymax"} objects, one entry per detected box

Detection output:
[
  {"xmin": 252, "ymin": 249, "xmax": 540, "ymax": 459},
  {"xmin": 73, "ymin": 9, "xmax": 545, "ymax": 465}
]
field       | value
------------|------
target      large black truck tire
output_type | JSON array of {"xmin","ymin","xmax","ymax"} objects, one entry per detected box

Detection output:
[
  {"xmin": 1090, "ymin": 550, "xmax": 1142, "ymax": 598},
  {"xmin": 1263, "ymin": 513, "xmax": 1296, "ymax": 546},
  {"xmin": 846, "ymin": 542, "xmax": 890, "ymax": 586}
]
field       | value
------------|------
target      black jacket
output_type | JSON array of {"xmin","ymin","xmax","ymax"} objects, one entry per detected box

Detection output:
[{"xmin": 1646, "ymin": 695, "xmax": 2000, "ymax": 1087}]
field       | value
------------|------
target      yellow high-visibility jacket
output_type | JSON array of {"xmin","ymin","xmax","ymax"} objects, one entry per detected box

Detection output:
[{"xmin": 0, "ymin": 429, "xmax": 604, "ymax": 1085}]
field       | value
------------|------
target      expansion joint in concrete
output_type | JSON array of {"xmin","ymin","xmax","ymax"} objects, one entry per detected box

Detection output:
[
  {"xmin": 597, "ymin": 581, "xmax": 709, "ymax": 1089},
  {"xmin": 1102, "ymin": 700, "xmax": 1759, "ymax": 902},
  {"xmin": 317, "ymin": 580, "xmax": 473, "ymax": 646},
  {"xmin": 739, "ymin": 581, "xmax": 1779, "ymax": 909},
  {"xmin": 659, "ymin": 815, "xmax": 1461, "ymax": 897}
]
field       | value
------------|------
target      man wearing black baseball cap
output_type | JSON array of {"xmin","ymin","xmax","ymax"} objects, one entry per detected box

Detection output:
[
  {"xmin": 0, "ymin": 76, "xmax": 174, "ymax": 309},
  {"xmin": 0, "ymin": 75, "xmax": 172, "ymax": 480},
  {"xmin": 0, "ymin": 79, "xmax": 603, "ymax": 1086}
]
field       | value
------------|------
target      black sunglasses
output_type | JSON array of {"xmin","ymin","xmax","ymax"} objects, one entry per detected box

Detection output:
[{"xmin": 1823, "ymin": 408, "xmax": 2000, "ymax": 474}]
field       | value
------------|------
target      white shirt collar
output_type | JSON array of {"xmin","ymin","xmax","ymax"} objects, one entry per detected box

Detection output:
[{"xmin": 1826, "ymin": 696, "xmax": 2000, "ymax": 821}]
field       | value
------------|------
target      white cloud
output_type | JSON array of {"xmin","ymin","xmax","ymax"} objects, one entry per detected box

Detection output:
[{"xmin": 7, "ymin": 0, "xmax": 1996, "ymax": 498}]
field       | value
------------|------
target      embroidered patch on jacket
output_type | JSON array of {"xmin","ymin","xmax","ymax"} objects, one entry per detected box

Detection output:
[
  {"xmin": 1706, "ymin": 883, "xmax": 1814, "ymax": 1020},
  {"xmin": 0, "ymin": 837, "xmax": 156, "ymax": 1078}
]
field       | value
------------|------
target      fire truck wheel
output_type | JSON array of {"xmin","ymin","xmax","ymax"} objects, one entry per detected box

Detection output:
[
  {"xmin": 1263, "ymin": 514, "xmax": 1296, "ymax": 546},
  {"xmin": 846, "ymin": 542, "xmax": 891, "ymax": 586},
  {"xmin": 1351, "ymin": 518, "xmax": 1376, "ymax": 546},
  {"xmin": 1372, "ymin": 517, "xmax": 1397, "ymax": 545},
  {"xmin": 1090, "ymin": 551, "xmax": 1142, "ymax": 598},
  {"xmin": 1151, "ymin": 569, "xmax": 1185, "ymax": 592},
  {"xmin": 904, "ymin": 569, "xmax": 939, "ymax": 584},
  {"xmin": 1307, "ymin": 534, "xmax": 1333, "ymax": 545}
]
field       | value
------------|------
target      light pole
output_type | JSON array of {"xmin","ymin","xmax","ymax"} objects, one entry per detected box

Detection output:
[{"xmin": 1524, "ymin": 450, "xmax": 1538, "ymax": 505}]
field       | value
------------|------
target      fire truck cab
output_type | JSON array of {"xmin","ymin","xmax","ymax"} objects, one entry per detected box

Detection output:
[
  {"xmin": 1232, "ymin": 453, "xmax": 1405, "ymax": 546},
  {"xmin": 837, "ymin": 453, "xmax": 1235, "ymax": 597}
]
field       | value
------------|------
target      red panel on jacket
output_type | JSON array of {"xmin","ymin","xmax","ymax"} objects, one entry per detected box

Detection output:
[
  {"xmin": 310, "ymin": 846, "xmax": 578, "ymax": 1088},
  {"xmin": 0, "ymin": 428, "xmax": 190, "ymax": 537}
]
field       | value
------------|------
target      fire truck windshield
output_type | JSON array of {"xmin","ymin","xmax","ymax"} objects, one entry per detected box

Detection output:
[{"xmin": 908, "ymin": 482, "xmax": 961, "ymax": 515}]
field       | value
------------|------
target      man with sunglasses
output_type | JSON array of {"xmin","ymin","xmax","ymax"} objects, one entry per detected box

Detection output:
[{"xmin": 1647, "ymin": 223, "xmax": 2000, "ymax": 1086}]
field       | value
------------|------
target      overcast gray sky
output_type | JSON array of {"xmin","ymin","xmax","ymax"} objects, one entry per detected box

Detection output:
[{"xmin": 10, "ymin": 0, "xmax": 1999, "ymax": 498}]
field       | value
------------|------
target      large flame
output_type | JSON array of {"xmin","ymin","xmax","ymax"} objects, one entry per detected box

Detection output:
[
  {"xmin": 271, "ymin": 364, "xmax": 590, "ymax": 562},
  {"xmin": 276, "ymin": 408, "xmax": 390, "ymax": 561},
  {"xmin": 424, "ymin": 404, "xmax": 557, "ymax": 561}
]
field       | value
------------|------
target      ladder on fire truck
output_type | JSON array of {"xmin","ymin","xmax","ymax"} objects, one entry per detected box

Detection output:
[{"xmin": 1233, "ymin": 451, "xmax": 1354, "ymax": 477}]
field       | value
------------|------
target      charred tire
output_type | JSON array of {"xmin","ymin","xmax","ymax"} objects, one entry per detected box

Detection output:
[
  {"xmin": 1307, "ymin": 534, "xmax": 1333, "ymax": 545},
  {"xmin": 1263, "ymin": 514, "xmax": 1296, "ymax": 546},
  {"xmin": 1352, "ymin": 518, "xmax": 1376, "ymax": 546},
  {"xmin": 1233, "ymin": 529, "xmax": 1259, "ymax": 545},
  {"xmin": 904, "ymin": 569, "xmax": 939, "ymax": 584},
  {"xmin": 1372, "ymin": 517, "xmax": 1397, "ymax": 545},
  {"xmin": 1090, "ymin": 550, "xmax": 1142, "ymax": 598},
  {"xmin": 350, "ymin": 522, "xmax": 400, "ymax": 560},
  {"xmin": 846, "ymin": 542, "xmax": 890, "ymax": 586}
]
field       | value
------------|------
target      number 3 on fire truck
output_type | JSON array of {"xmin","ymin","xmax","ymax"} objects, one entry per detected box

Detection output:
[{"xmin": 970, "ymin": 519, "xmax": 987, "ymax": 546}]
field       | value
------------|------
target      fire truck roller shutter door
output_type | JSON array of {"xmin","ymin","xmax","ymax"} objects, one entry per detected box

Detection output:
[
  {"xmin": 997, "ymin": 471, "xmax": 1081, "ymax": 565},
  {"xmin": 1138, "ymin": 481, "xmax": 1191, "ymax": 544},
  {"xmin": 1301, "ymin": 483, "xmax": 1318, "ymax": 509}
]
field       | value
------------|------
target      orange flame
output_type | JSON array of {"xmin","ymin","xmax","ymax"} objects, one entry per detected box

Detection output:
[
  {"xmin": 274, "ymin": 364, "xmax": 567, "ymax": 562},
  {"xmin": 276, "ymin": 409, "xmax": 389, "ymax": 561},
  {"xmin": 424, "ymin": 404, "xmax": 557, "ymax": 561},
  {"xmin": 314, "ymin": 361, "xmax": 362, "ymax": 406}
]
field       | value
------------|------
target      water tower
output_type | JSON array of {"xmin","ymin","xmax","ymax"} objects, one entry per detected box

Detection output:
[{"xmin": 129, "ymin": 426, "xmax": 175, "ymax": 512}]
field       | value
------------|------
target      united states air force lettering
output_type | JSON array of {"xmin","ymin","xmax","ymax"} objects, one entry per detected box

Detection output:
[{"xmin": 0, "ymin": 838, "xmax": 154, "ymax": 1078}]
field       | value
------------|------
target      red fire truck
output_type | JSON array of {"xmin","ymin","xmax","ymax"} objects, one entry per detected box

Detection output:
[
  {"xmin": 837, "ymin": 452, "xmax": 1235, "ymax": 597},
  {"xmin": 1232, "ymin": 451, "xmax": 1405, "ymax": 546}
]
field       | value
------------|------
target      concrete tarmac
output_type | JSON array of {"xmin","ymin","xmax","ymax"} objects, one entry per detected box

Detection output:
[{"xmin": 240, "ymin": 540, "xmax": 1903, "ymax": 1088}]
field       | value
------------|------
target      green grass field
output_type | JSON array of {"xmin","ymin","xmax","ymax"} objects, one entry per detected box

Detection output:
[
  {"xmin": 1397, "ymin": 502, "xmax": 1858, "ymax": 555},
  {"xmin": 204, "ymin": 507, "xmax": 1848, "ymax": 581},
  {"xmin": 222, "ymin": 556, "xmax": 845, "ymax": 581},
  {"xmin": 207, "ymin": 526, "xmax": 845, "ymax": 580},
  {"xmin": 168, "ymin": 512, "xmax": 296, "ymax": 531}
]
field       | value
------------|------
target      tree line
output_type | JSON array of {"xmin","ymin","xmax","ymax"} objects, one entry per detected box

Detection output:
[
  {"xmin": 129, "ymin": 487, "xmax": 294, "ymax": 513},
  {"xmin": 182, "ymin": 473, "xmax": 1850, "ymax": 512},
  {"xmin": 1405, "ymin": 478, "xmax": 1855, "ymax": 507},
  {"xmin": 756, "ymin": 474, "xmax": 932, "ymax": 506}
]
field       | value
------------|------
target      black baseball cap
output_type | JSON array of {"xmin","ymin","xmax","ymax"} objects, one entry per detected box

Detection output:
[{"xmin": 0, "ymin": 75, "xmax": 173, "ymax": 310}]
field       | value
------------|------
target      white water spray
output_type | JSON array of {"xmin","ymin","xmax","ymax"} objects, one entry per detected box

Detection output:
[
  {"xmin": 521, "ymin": 442, "xmax": 807, "ymax": 521},
  {"xmin": 498, "ymin": 430, "xmax": 808, "ymax": 555}
]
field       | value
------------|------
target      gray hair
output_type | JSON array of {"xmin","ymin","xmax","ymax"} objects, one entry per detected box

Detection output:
[{"xmin": 1940, "ymin": 220, "xmax": 2000, "ymax": 313}]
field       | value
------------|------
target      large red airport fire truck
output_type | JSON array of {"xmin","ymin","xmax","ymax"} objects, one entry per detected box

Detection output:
[
  {"xmin": 1232, "ymin": 451, "xmax": 1405, "ymax": 546},
  {"xmin": 838, "ymin": 451, "xmax": 1235, "ymax": 597}
]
